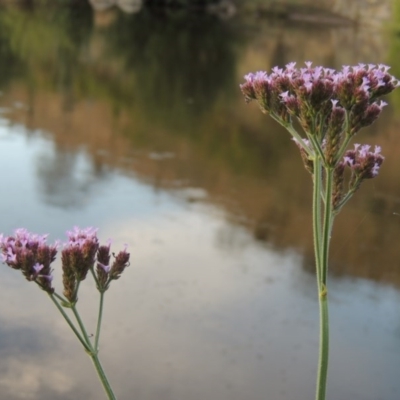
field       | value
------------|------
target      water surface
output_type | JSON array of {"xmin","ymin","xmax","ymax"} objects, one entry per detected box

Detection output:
[{"xmin": 0, "ymin": 2, "xmax": 399, "ymax": 399}]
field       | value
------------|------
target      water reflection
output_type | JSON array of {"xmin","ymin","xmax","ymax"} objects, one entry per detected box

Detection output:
[
  {"xmin": 37, "ymin": 146, "xmax": 111, "ymax": 208},
  {"xmin": 0, "ymin": 0, "xmax": 400, "ymax": 280},
  {"xmin": 0, "ymin": 2, "xmax": 399, "ymax": 399}
]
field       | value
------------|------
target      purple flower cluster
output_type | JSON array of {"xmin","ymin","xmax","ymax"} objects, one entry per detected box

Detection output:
[
  {"xmin": 62, "ymin": 227, "xmax": 130, "ymax": 301},
  {"xmin": 240, "ymin": 62, "xmax": 398, "ymax": 136},
  {"xmin": 1, "ymin": 227, "xmax": 130, "ymax": 301},
  {"xmin": 96, "ymin": 240, "xmax": 130, "ymax": 292},
  {"xmin": 0, "ymin": 228, "xmax": 57, "ymax": 293},
  {"xmin": 241, "ymin": 62, "xmax": 399, "ymax": 212},
  {"xmin": 344, "ymin": 144, "xmax": 384, "ymax": 179},
  {"xmin": 62, "ymin": 226, "xmax": 99, "ymax": 280},
  {"xmin": 61, "ymin": 227, "xmax": 100, "ymax": 301},
  {"xmin": 332, "ymin": 144, "xmax": 385, "ymax": 210}
]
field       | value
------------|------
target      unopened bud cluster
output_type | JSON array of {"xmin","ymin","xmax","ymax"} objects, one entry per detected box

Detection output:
[
  {"xmin": 96, "ymin": 240, "xmax": 130, "ymax": 292},
  {"xmin": 240, "ymin": 62, "xmax": 399, "ymax": 211},
  {"xmin": 1, "ymin": 227, "xmax": 130, "ymax": 302}
]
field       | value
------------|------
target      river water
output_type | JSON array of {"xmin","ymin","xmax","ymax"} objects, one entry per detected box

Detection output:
[{"xmin": 0, "ymin": 2, "xmax": 399, "ymax": 399}]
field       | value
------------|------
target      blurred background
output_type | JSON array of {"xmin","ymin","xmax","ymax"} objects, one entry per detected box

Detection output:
[{"xmin": 0, "ymin": 0, "xmax": 399, "ymax": 399}]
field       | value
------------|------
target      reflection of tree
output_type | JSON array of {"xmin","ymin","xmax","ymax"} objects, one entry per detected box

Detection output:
[
  {"xmin": 0, "ymin": 3, "xmax": 242, "ymax": 133},
  {"xmin": 0, "ymin": 3, "xmax": 92, "ymax": 92},
  {"xmin": 0, "ymin": 18, "xmax": 22, "ymax": 87},
  {"xmin": 104, "ymin": 10, "xmax": 240, "ymax": 131},
  {"xmin": 36, "ymin": 145, "xmax": 110, "ymax": 209}
]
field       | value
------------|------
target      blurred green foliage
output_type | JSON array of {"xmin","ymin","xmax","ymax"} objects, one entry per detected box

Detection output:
[{"xmin": 0, "ymin": 3, "xmax": 92, "ymax": 90}]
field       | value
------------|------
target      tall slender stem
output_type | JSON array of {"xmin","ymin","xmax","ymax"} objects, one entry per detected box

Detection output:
[
  {"xmin": 90, "ymin": 267, "xmax": 101, "ymax": 289},
  {"xmin": 308, "ymin": 135, "xmax": 326, "ymax": 167},
  {"xmin": 312, "ymin": 157, "xmax": 323, "ymax": 284},
  {"xmin": 284, "ymin": 122, "xmax": 313, "ymax": 156},
  {"xmin": 52, "ymin": 291, "xmax": 69, "ymax": 303},
  {"xmin": 90, "ymin": 353, "xmax": 117, "ymax": 400},
  {"xmin": 316, "ymin": 293, "xmax": 329, "ymax": 400},
  {"xmin": 321, "ymin": 169, "xmax": 334, "ymax": 285},
  {"xmin": 71, "ymin": 302, "xmax": 117, "ymax": 399},
  {"xmin": 48, "ymin": 293, "xmax": 90, "ymax": 352},
  {"xmin": 72, "ymin": 305, "xmax": 94, "ymax": 351},
  {"xmin": 314, "ymin": 164, "xmax": 333, "ymax": 400},
  {"xmin": 95, "ymin": 291, "xmax": 105, "ymax": 351}
]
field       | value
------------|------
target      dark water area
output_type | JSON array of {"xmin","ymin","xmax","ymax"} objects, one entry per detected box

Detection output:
[{"xmin": 0, "ymin": 1, "xmax": 399, "ymax": 399}]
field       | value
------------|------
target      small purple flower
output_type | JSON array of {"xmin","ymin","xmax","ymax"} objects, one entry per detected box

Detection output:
[
  {"xmin": 98, "ymin": 262, "xmax": 111, "ymax": 273},
  {"xmin": 66, "ymin": 226, "xmax": 98, "ymax": 245},
  {"xmin": 279, "ymin": 91, "xmax": 289, "ymax": 100},
  {"xmin": 343, "ymin": 156, "xmax": 354, "ymax": 166},
  {"xmin": 33, "ymin": 262, "xmax": 44, "ymax": 273},
  {"xmin": 272, "ymin": 66, "xmax": 283, "ymax": 75},
  {"xmin": 305, "ymin": 61, "xmax": 313, "ymax": 69},
  {"xmin": 378, "ymin": 100, "xmax": 387, "ymax": 109},
  {"xmin": 6, "ymin": 249, "xmax": 17, "ymax": 264},
  {"xmin": 285, "ymin": 62, "xmax": 296, "ymax": 71}
]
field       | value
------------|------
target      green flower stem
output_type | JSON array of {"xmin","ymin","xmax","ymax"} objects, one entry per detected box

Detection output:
[
  {"xmin": 308, "ymin": 135, "xmax": 326, "ymax": 166},
  {"xmin": 336, "ymin": 112, "xmax": 353, "ymax": 162},
  {"xmin": 312, "ymin": 157, "xmax": 323, "ymax": 282},
  {"xmin": 48, "ymin": 293, "xmax": 90, "ymax": 353},
  {"xmin": 334, "ymin": 193, "xmax": 353, "ymax": 214},
  {"xmin": 71, "ymin": 304, "xmax": 94, "ymax": 351},
  {"xmin": 321, "ymin": 168, "xmax": 334, "ymax": 284},
  {"xmin": 316, "ymin": 290, "xmax": 329, "ymax": 400},
  {"xmin": 73, "ymin": 280, "xmax": 81, "ymax": 304},
  {"xmin": 336, "ymin": 134, "xmax": 352, "ymax": 163},
  {"xmin": 95, "ymin": 291, "xmax": 105, "ymax": 351},
  {"xmin": 71, "ymin": 302, "xmax": 117, "ymax": 400},
  {"xmin": 90, "ymin": 353, "xmax": 117, "ymax": 400},
  {"xmin": 314, "ymin": 163, "xmax": 334, "ymax": 400},
  {"xmin": 52, "ymin": 291, "xmax": 69, "ymax": 303},
  {"xmin": 284, "ymin": 122, "xmax": 313, "ymax": 156},
  {"xmin": 90, "ymin": 267, "xmax": 101, "ymax": 289}
]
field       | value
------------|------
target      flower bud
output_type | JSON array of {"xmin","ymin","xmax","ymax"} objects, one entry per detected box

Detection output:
[{"xmin": 110, "ymin": 246, "xmax": 130, "ymax": 281}]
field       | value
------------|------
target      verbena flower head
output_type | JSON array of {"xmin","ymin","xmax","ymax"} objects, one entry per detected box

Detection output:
[
  {"xmin": 60, "ymin": 228, "xmax": 131, "ymax": 296},
  {"xmin": 241, "ymin": 63, "xmax": 398, "ymax": 134},
  {"xmin": 94, "ymin": 240, "xmax": 130, "ymax": 292},
  {"xmin": 1, "ymin": 226, "xmax": 131, "ymax": 301},
  {"xmin": 242, "ymin": 62, "xmax": 398, "ymax": 162},
  {"xmin": 109, "ymin": 244, "xmax": 130, "ymax": 281},
  {"xmin": 61, "ymin": 226, "xmax": 99, "ymax": 302},
  {"xmin": 0, "ymin": 228, "xmax": 57, "ymax": 293},
  {"xmin": 96, "ymin": 239, "xmax": 112, "ymax": 291},
  {"xmin": 241, "ymin": 62, "xmax": 399, "ymax": 211},
  {"xmin": 242, "ymin": 63, "xmax": 397, "ymax": 110}
]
